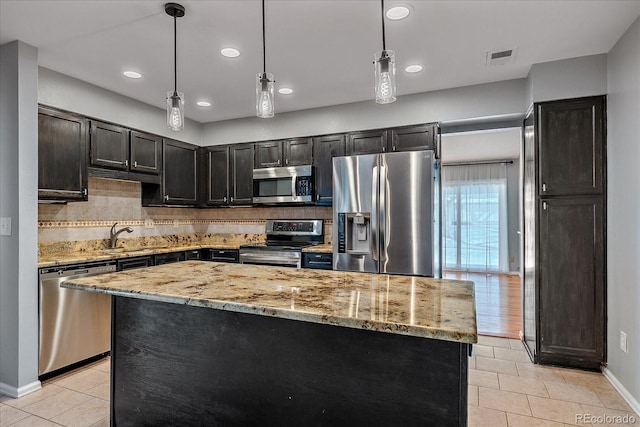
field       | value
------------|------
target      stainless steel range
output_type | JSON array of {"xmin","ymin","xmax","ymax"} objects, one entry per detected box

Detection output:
[{"xmin": 239, "ymin": 220, "xmax": 323, "ymax": 268}]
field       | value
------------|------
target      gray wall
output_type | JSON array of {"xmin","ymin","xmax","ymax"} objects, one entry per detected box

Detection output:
[
  {"xmin": 606, "ymin": 16, "xmax": 640, "ymax": 405},
  {"xmin": 201, "ymin": 79, "xmax": 527, "ymax": 145},
  {"xmin": 526, "ymin": 54, "xmax": 608, "ymax": 105},
  {"xmin": 0, "ymin": 41, "xmax": 40, "ymax": 396},
  {"xmin": 38, "ymin": 67, "xmax": 202, "ymax": 146}
]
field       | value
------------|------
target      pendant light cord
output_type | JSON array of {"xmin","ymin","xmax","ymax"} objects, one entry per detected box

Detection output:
[
  {"xmin": 174, "ymin": 14, "xmax": 178, "ymax": 93},
  {"xmin": 262, "ymin": 0, "xmax": 266, "ymax": 74},
  {"xmin": 381, "ymin": 0, "xmax": 386, "ymax": 51}
]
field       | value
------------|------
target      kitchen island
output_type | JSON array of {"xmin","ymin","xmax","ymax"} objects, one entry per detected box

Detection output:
[{"xmin": 62, "ymin": 261, "xmax": 477, "ymax": 426}]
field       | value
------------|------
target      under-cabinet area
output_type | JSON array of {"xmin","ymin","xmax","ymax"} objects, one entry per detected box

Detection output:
[{"xmin": 37, "ymin": 104, "xmax": 439, "ymax": 208}]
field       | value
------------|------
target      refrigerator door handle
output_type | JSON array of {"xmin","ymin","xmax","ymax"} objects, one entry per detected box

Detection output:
[
  {"xmin": 371, "ymin": 165, "xmax": 379, "ymax": 262},
  {"xmin": 379, "ymin": 165, "xmax": 388, "ymax": 265}
]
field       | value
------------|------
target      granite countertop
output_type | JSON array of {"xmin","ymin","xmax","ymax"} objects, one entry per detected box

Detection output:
[
  {"xmin": 301, "ymin": 243, "xmax": 332, "ymax": 253},
  {"xmin": 61, "ymin": 261, "xmax": 477, "ymax": 344},
  {"xmin": 38, "ymin": 243, "xmax": 242, "ymax": 268}
]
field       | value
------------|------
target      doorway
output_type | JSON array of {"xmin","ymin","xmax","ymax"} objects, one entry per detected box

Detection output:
[{"xmin": 440, "ymin": 127, "xmax": 522, "ymax": 339}]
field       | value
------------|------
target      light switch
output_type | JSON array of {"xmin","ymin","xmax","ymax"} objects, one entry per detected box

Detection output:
[{"xmin": 0, "ymin": 217, "xmax": 12, "ymax": 236}]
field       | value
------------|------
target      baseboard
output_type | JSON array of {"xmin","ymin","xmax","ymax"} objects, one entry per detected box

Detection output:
[
  {"xmin": 0, "ymin": 380, "xmax": 41, "ymax": 398},
  {"xmin": 602, "ymin": 367, "xmax": 640, "ymax": 416}
]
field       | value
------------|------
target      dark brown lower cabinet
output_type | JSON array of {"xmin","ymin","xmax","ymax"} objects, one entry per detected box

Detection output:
[
  {"xmin": 537, "ymin": 197, "xmax": 605, "ymax": 369},
  {"xmin": 111, "ymin": 296, "xmax": 469, "ymax": 426}
]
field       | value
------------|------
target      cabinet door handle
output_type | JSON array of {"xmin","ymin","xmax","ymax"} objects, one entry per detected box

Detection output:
[
  {"xmin": 277, "ymin": 159, "xmax": 281, "ymax": 165},
  {"xmin": 164, "ymin": 195, "xmax": 169, "ymax": 201},
  {"xmin": 542, "ymin": 183, "xmax": 547, "ymax": 192},
  {"xmin": 223, "ymin": 196, "xmax": 227, "ymax": 203},
  {"xmin": 230, "ymin": 197, "xmax": 234, "ymax": 202},
  {"xmin": 82, "ymin": 188, "xmax": 88, "ymax": 197},
  {"xmin": 543, "ymin": 201, "xmax": 547, "ymax": 210},
  {"xmin": 133, "ymin": 161, "xmax": 138, "ymax": 168},
  {"xmin": 285, "ymin": 158, "xmax": 289, "ymax": 165},
  {"xmin": 124, "ymin": 159, "xmax": 129, "ymax": 167}
]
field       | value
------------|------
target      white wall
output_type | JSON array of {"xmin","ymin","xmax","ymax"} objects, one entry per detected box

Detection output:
[
  {"xmin": 201, "ymin": 79, "xmax": 527, "ymax": 145},
  {"xmin": 527, "ymin": 54, "xmax": 608, "ymax": 104},
  {"xmin": 38, "ymin": 67, "xmax": 202, "ymax": 146},
  {"xmin": 0, "ymin": 41, "xmax": 40, "ymax": 397},
  {"xmin": 606, "ymin": 16, "xmax": 640, "ymax": 407}
]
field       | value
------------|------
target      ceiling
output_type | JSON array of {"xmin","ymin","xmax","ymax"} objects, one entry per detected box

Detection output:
[{"xmin": 1, "ymin": 1, "xmax": 639, "ymax": 124}]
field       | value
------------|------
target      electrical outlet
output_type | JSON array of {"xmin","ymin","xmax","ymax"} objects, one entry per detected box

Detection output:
[
  {"xmin": 620, "ymin": 330, "xmax": 628, "ymax": 353},
  {"xmin": 0, "ymin": 217, "xmax": 11, "ymax": 236},
  {"xmin": 144, "ymin": 219, "xmax": 154, "ymax": 229},
  {"xmin": 173, "ymin": 219, "xmax": 179, "ymax": 229}
]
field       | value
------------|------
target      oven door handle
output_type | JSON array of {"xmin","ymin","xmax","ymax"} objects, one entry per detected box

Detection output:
[{"xmin": 240, "ymin": 254, "xmax": 300, "ymax": 265}]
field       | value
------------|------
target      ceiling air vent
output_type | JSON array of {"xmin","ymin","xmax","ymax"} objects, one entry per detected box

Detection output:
[{"xmin": 486, "ymin": 48, "xmax": 516, "ymax": 66}]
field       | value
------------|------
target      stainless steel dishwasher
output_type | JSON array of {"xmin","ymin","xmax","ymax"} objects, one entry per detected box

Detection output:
[{"xmin": 39, "ymin": 261, "xmax": 116, "ymax": 376}]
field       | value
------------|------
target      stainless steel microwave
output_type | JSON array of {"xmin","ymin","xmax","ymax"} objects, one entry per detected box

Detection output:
[{"xmin": 252, "ymin": 165, "xmax": 314, "ymax": 204}]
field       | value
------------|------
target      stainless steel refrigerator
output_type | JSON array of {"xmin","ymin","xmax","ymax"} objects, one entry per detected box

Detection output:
[{"xmin": 332, "ymin": 150, "xmax": 440, "ymax": 277}]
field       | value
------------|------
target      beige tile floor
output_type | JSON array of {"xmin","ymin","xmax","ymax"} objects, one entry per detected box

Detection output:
[{"xmin": 0, "ymin": 336, "xmax": 637, "ymax": 426}]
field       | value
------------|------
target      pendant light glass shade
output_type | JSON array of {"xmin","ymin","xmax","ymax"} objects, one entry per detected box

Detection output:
[
  {"xmin": 374, "ymin": 50, "xmax": 396, "ymax": 104},
  {"xmin": 256, "ymin": 73, "xmax": 274, "ymax": 118},
  {"xmin": 167, "ymin": 91, "xmax": 185, "ymax": 131},
  {"xmin": 165, "ymin": 3, "xmax": 185, "ymax": 131},
  {"xmin": 257, "ymin": 0, "xmax": 274, "ymax": 118}
]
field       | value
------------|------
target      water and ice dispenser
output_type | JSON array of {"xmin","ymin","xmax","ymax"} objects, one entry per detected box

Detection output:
[{"xmin": 337, "ymin": 212, "xmax": 371, "ymax": 254}]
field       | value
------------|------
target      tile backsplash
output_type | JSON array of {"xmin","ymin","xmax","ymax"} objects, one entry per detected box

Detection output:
[{"xmin": 38, "ymin": 177, "xmax": 333, "ymax": 253}]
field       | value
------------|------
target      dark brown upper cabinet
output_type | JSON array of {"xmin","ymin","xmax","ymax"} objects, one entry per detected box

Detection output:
[
  {"xmin": 204, "ymin": 145, "xmax": 230, "ymax": 206},
  {"xmin": 229, "ymin": 143, "xmax": 254, "ymax": 205},
  {"xmin": 130, "ymin": 131, "xmax": 161, "ymax": 175},
  {"xmin": 254, "ymin": 141, "xmax": 282, "ymax": 168},
  {"xmin": 390, "ymin": 124, "xmax": 438, "ymax": 153},
  {"xmin": 254, "ymin": 138, "xmax": 313, "ymax": 169},
  {"xmin": 38, "ymin": 107, "xmax": 88, "ymax": 201},
  {"xmin": 88, "ymin": 121, "xmax": 161, "ymax": 184},
  {"xmin": 283, "ymin": 138, "xmax": 313, "ymax": 166},
  {"xmin": 89, "ymin": 121, "xmax": 129, "ymax": 170},
  {"xmin": 346, "ymin": 129, "xmax": 388, "ymax": 155},
  {"xmin": 312, "ymin": 134, "xmax": 346, "ymax": 205},
  {"xmin": 537, "ymin": 96, "xmax": 605, "ymax": 196},
  {"xmin": 162, "ymin": 139, "xmax": 199, "ymax": 205}
]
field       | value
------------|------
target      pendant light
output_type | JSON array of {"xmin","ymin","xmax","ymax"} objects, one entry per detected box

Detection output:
[
  {"xmin": 256, "ymin": 0, "xmax": 275, "ymax": 118},
  {"xmin": 374, "ymin": 0, "xmax": 396, "ymax": 104},
  {"xmin": 165, "ymin": 3, "xmax": 185, "ymax": 131}
]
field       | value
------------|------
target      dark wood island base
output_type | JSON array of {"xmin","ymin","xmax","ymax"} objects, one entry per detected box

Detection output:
[{"xmin": 111, "ymin": 296, "xmax": 469, "ymax": 426}]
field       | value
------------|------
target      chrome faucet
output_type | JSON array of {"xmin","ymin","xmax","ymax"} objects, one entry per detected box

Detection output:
[{"xmin": 109, "ymin": 222, "xmax": 134, "ymax": 249}]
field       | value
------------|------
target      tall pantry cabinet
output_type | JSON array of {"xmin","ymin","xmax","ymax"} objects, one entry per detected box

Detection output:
[{"xmin": 523, "ymin": 95, "xmax": 606, "ymax": 370}]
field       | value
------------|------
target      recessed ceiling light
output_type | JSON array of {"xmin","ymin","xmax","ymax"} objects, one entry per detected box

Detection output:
[
  {"xmin": 123, "ymin": 70, "xmax": 142, "ymax": 79},
  {"xmin": 386, "ymin": 6, "xmax": 410, "ymax": 20},
  {"xmin": 220, "ymin": 48, "xmax": 240, "ymax": 58},
  {"xmin": 196, "ymin": 101, "xmax": 212, "ymax": 107},
  {"xmin": 405, "ymin": 65, "xmax": 423, "ymax": 73},
  {"xmin": 278, "ymin": 88, "xmax": 293, "ymax": 95}
]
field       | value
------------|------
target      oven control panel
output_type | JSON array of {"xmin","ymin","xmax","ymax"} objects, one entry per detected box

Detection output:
[{"xmin": 272, "ymin": 221, "xmax": 314, "ymax": 232}]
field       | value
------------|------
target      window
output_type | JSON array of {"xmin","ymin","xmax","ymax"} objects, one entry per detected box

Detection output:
[{"xmin": 442, "ymin": 163, "xmax": 509, "ymax": 272}]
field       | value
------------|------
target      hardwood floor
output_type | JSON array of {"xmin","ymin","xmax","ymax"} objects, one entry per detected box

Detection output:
[{"xmin": 443, "ymin": 271, "xmax": 522, "ymax": 339}]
